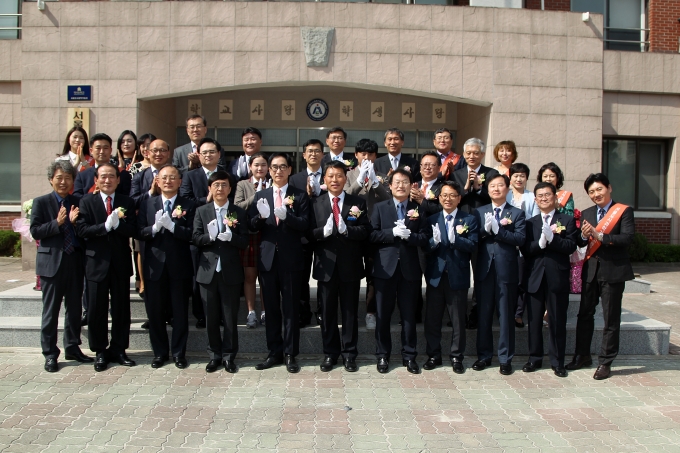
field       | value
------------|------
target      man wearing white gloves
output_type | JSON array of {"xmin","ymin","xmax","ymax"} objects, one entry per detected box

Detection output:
[{"xmin": 192, "ymin": 171, "xmax": 249, "ymax": 373}]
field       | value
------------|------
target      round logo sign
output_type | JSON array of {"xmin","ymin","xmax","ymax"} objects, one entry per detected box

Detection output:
[{"xmin": 306, "ymin": 99, "xmax": 329, "ymax": 122}]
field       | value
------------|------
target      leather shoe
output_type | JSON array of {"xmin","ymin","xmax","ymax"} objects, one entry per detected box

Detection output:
[
  {"xmin": 205, "ymin": 359, "xmax": 221, "ymax": 373},
  {"xmin": 422, "ymin": 356, "xmax": 442, "ymax": 371},
  {"xmin": 223, "ymin": 360, "xmax": 237, "ymax": 373},
  {"xmin": 174, "ymin": 356, "xmax": 188, "ymax": 369},
  {"xmin": 315, "ymin": 312, "xmax": 323, "ymax": 325},
  {"xmin": 565, "ymin": 355, "xmax": 593, "ymax": 370},
  {"xmin": 452, "ymin": 359, "xmax": 465, "ymax": 374},
  {"xmin": 113, "ymin": 352, "xmax": 136, "ymax": 367},
  {"xmin": 81, "ymin": 312, "xmax": 88, "ymax": 327},
  {"xmin": 140, "ymin": 321, "xmax": 149, "ymax": 329},
  {"xmin": 195, "ymin": 318, "xmax": 206, "ymax": 329},
  {"xmin": 256, "ymin": 356, "xmax": 282, "ymax": 370},
  {"xmin": 44, "ymin": 358, "xmax": 58, "ymax": 373},
  {"xmin": 151, "ymin": 356, "xmax": 168, "ymax": 369},
  {"xmin": 499, "ymin": 363, "xmax": 513, "ymax": 375},
  {"xmin": 593, "ymin": 364, "xmax": 611, "ymax": 380},
  {"xmin": 552, "ymin": 366, "xmax": 568, "ymax": 378},
  {"xmin": 403, "ymin": 359, "xmax": 420, "ymax": 374},
  {"xmin": 472, "ymin": 358, "xmax": 492, "ymax": 371},
  {"xmin": 522, "ymin": 361, "xmax": 542, "ymax": 373},
  {"xmin": 94, "ymin": 353, "xmax": 108, "ymax": 372},
  {"xmin": 285, "ymin": 355, "xmax": 300, "ymax": 373},
  {"xmin": 320, "ymin": 356, "xmax": 337, "ymax": 372},
  {"xmin": 343, "ymin": 357, "xmax": 357, "ymax": 372},
  {"xmin": 377, "ymin": 358, "xmax": 389, "ymax": 374},
  {"xmin": 65, "ymin": 350, "xmax": 94, "ymax": 363}
]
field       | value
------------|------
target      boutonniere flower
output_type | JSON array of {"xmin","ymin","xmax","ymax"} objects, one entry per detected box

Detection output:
[
  {"xmin": 499, "ymin": 213, "xmax": 513, "ymax": 226},
  {"xmin": 425, "ymin": 190, "xmax": 436, "ymax": 200},
  {"xmin": 407, "ymin": 208, "xmax": 419, "ymax": 220},
  {"xmin": 551, "ymin": 221, "xmax": 566, "ymax": 234},
  {"xmin": 284, "ymin": 195, "xmax": 295, "ymax": 206},
  {"xmin": 348, "ymin": 205, "xmax": 363, "ymax": 220},
  {"xmin": 224, "ymin": 212, "xmax": 238, "ymax": 228},
  {"xmin": 115, "ymin": 207, "xmax": 126, "ymax": 219},
  {"xmin": 478, "ymin": 173, "xmax": 486, "ymax": 183},
  {"xmin": 456, "ymin": 223, "xmax": 469, "ymax": 234},
  {"xmin": 320, "ymin": 184, "xmax": 327, "ymax": 191},
  {"xmin": 172, "ymin": 205, "xmax": 186, "ymax": 219},
  {"xmin": 343, "ymin": 159, "xmax": 355, "ymax": 168},
  {"xmin": 403, "ymin": 166, "xmax": 411, "ymax": 172}
]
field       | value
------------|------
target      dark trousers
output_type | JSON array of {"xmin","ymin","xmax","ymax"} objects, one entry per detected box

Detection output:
[
  {"xmin": 477, "ymin": 262, "xmax": 517, "ymax": 364},
  {"xmin": 317, "ymin": 271, "xmax": 360, "ymax": 360},
  {"xmin": 260, "ymin": 254, "xmax": 301, "ymax": 358},
  {"xmin": 299, "ymin": 242, "xmax": 314, "ymax": 321},
  {"xmin": 87, "ymin": 267, "xmax": 131, "ymax": 354},
  {"xmin": 515, "ymin": 255, "xmax": 526, "ymax": 319},
  {"xmin": 575, "ymin": 273, "xmax": 625, "ymax": 366},
  {"xmin": 527, "ymin": 277, "xmax": 568, "ymax": 367},
  {"xmin": 424, "ymin": 278, "xmax": 467, "ymax": 360},
  {"xmin": 145, "ymin": 268, "xmax": 190, "ymax": 358},
  {"xmin": 200, "ymin": 272, "xmax": 241, "ymax": 361},
  {"xmin": 190, "ymin": 245, "xmax": 206, "ymax": 321},
  {"xmin": 364, "ymin": 249, "xmax": 376, "ymax": 313},
  {"xmin": 40, "ymin": 252, "xmax": 83, "ymax": 359},
  {"xmin": 374, "ymin": 262, "xmax": 420, "ymax": 361}
]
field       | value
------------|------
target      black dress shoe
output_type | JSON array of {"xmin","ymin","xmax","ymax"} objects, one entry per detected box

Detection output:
[
  {"xmin": 452, "ymin": 359, "xmax": 465, "ymax": 374},
  {"xmin": 205, "ymin": 359, "xmax": 220, "ymax": 373},
  {"xmin": 499, "ymin": 363, "xmax": 513, "ymax": 375},
  {"xmin": 65, "ymin": 350, "xmax": 94, "ymax": 363},
  {"xmin": 422, "ymin": 357, "xmax": 442, "ymax": 371},
  {"xmin": 522, "ymin": 361, "xmax": 542, "ymax": 373},
  {"xmin": 223, "ymin": 360, "xmax": 237, "ymax": 373},
  {"xmin": 472, "ymin": 358, "xmax": 491, "ymax": 371},
  {"xmin": 256, "ymin": 356, "xmax": 282, "ymax": 370},
  {"xmin": 141, "ymin": 321, "xmax": 150, "ymax": 329},
  {"xmin": 81, "ymin": 312, "xmax": 88, "ymax": 327},
  {"xmin": 196, "ymin": 318, "xmax": 206, "ymax": 329},
  {"xmin": 44, "ymin": 358, "xmax": 58, "ymax": 373},
  {"xmin": 320, "ymin": 356, "xmax": 337, "ymax": 372},
  {"xmin": 515, "ymin": 318, "xmax": 525, "ymax": 328},
  {"xmin": 151, "ymin": 356, "xmax": 168, "ymax": 369},
  {"xmin": 403, "ymin": 359, "xmax": 420, "ymax": 374},
  {"xmin": 174, "ymin": 356, "xmax": 188, "ymax": 369},
  {"xmin": 94, "ymin": 353, "xmax": 108, "ymax": 372},
  {"xmin": 285, "ymin": 355, "xmax": 300, "ymax": 373},
  {"xmin": 565, "ymin": 355, "xmax": 593, "ymax": 371},
  {"xmin": 113, "ymin": 352, "xmax": 136, "ymax": 367},
  {"xmin": 552, "ymin": 366, "xmax": 568, "ymax": 378},
  {"xmin": 377, "ymin": 357, "xmax": 389, "ymax": 374},
  {"xmin": 593, "ymin": 364, "xmax": 611, "ymax": 380},
  {"xmin": 343, "ymin": 357, "xmax": 357, "ymax": 372},
  {"xmin": 315, "ymin": 312, "xmax": 323, "ymax": 325}
]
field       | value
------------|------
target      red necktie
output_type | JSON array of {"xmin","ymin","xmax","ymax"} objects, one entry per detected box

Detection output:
[
  {"xmin": 332, "ymin": 197, "xmax": 340, "ymax": 227},
  {"xmin": 106, "ymin": 196, "xmax": 112, "ymax": 215}
]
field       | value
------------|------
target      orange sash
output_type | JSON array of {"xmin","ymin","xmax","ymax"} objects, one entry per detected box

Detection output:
[
  {"xmin": 556, "ymin": 190, "xmax": 572, "ymax": 208},
  {"xmin": 441, "ymin": 153, "xmax": 461, "ymax": 178},
  {"xmin": 584, "ymin": 203, "xmax": 628, "ymax": 261}
]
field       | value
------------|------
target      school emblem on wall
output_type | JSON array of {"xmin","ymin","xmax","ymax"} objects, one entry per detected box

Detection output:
[{"xmin": 306, "ymin": 99, "xmax": 329, "ymax": 122}]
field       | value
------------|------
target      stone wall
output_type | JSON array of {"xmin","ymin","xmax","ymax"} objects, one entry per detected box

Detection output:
[{"xmin": 635, "ymin": 217, "xmax": 672, "ymax": 244}]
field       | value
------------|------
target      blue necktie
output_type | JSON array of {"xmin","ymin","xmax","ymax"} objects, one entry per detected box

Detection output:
[
  {"xmin": 164, "ymin": 200, "xmax": 172, "ymax": 215},
  {"xmin": 494, "ymin": 207, "xmax": 501, "ymax": 222},
  {"xmin": 397, "ymin": 203, "xmax": 405, "ymax": 221},
  {"xmin": 598, "ymin": 208, "xmax": 605, "ymax": 223},
  {"xmin": 61, "ymin": 200, "xmax": 75, "ymax": 255}
]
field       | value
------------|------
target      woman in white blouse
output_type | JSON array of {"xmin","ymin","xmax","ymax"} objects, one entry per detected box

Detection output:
[{"xmin": 56, "ymin": 127, "xmax": 94, "ymax": 173}]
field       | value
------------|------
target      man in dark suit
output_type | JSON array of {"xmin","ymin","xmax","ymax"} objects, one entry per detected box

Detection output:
[
  {"xmin": 520, "ymin": 182, "xmax": 577, "ymax": 378},
  {"xmin": 73, "ymin": 133, "xmax": 131, "ymax": 198},
  {"xmin": 309, "ymin": 161, "xmax": 370, "ymax": 372},
  {"xmin": 473, "ymin": 173, "xmax": 526, "ymax": 376},
  {"xmin": 129, "ymin": 139, "xmax": 172, "ymax": 209},
  {"xmin": 138, "ymin": 165, "xmax": 196, "ymax": 369},
  {"xmin": 320, "ymin": 127, "xmax": 349, "ymax": 168},
  {"xmin": 249, "ymin": 153, "xmax": 310, "ymax": 373},
  {"xmin": 228, "ymin": 127, "xmax": 262, "ymax": 183},
  {"xmin": 30, "ymin": 161, "xmax": 92, "ymax": 372},
  {"xmin": 566, "ymin": 173, "xmax": 635, "ymax": 380},
  {"xmin": 374, "ymin": 128, "xmax": 420, "ymax": 181},
  {"xmin": 172, "ymin": 114, "xmax": 207, "ymax": 175},
  {"xmin": 370, "ymin": 169, "xmax": 430, "ymax": 375},
  {"xmin": 193, "ymin": 170, "xmax": 249, "ymax": 373},
  {"xmin": 423, "ymin": 181, "xmax": 478, "ymax": 374},
  {"xmin": 75, "ymin": 163, "xmax": 137, "ymax": 372}
]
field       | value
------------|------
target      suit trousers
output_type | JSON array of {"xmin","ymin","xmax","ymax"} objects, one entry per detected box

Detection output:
[
  {"xmin": 527, "ymin": 277, "xmax": 568, "ymax": 367},
  {"xmin": 145, "ymin": 267, "xmax": 190, "ymax": 358},
  {"xmin": 40, "ymin": 251, "xmax": 84, "ymax": 359},
  {"xmin": 190, "ymin": 245, "xmax": 206, "ymax": 321},
  {"xmin": 477, "ymin": 262, "xmax": 517, "ymax": 364},
  {"xmin": 299, "ymin": 243, "xmax": 314, "ymax": 321},
  {"xmin": 87, "ymin": 266, "xmax": 131, "ymax": 354},
  {"xmin": 259, "ymin": 253, "xmax": 301, "ymax": 358},
  {"xmin": 575, "ymin": 266, "xmax": 625, "ymax": 366},
  {"xmin": 200, "ymin": 271, "xmax": 241, "ymax": 361},
  {"xmin": 374, "ymin": 262, "xmax": 420, "ymax": 361},
  {"xmin": 364, "ymin": 248, "xmax": 376, "ymax": 313},
  {"xmin": 424, "ymin": 276, "xmax": 467, "ymax": 360},
  {"xmin": 514, "ymin": 255, "xmax": 527, "ymax": 319},
  {"xmin": 317, "ymin": 270, "xmax": 360, "ymax": 360}
]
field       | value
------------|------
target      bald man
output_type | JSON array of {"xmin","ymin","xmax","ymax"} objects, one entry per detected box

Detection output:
[{"xmin": 130, "ymin": 139, "xmax": 172, "ymax": 209}]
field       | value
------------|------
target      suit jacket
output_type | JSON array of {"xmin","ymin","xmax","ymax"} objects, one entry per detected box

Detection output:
[
  {"xmin": 73, "ymin": 166, "xmax": 132, "ymax": 199},
  {"xmin": 192, "ymin": 202, "xmax": 249, "ymax": 285},
  {"xmin": 129, "ymin": 166, "xmax": 157, "ymax": 209},
  {"xmin": 30, "ymin": 193, "xmax": 81, "ymax": 278},
  {"xmin": 309, "ymin": 193, "xmax": 370, "ymax": 282},
  {"xmin": 416, "ymin": 176, "xmax": 446, "ymax": 218},
  {"xmin": 138, "ymin": 195, "xmax": 196, "ymax": 281},
  {"xmin": 178, "ymin": 166, "xmax": 221, "ymax": 207},
  {"xmin": 227, "ymin": 154, "xmax": 253, "ymax": 183},
  {"xmin": 172, "ymin": 143, "xmax": 194, "ymax": 175},
  {"xmin": 344, "ymin": 167, "xmax": 390, "ymax": 216},
  {"xmin": 452, "ymin": 165, "xmax": 499, "ymax": 214},
  {"xmin": 288, "ymin": 169, "xmax": 322, "ymax": 196},
  {"xmin": 374, "ymin": 154, "xmax": 420, "ymax": 181},
  {"xmin": 369, "ymin": 199, "xmax": 430, "ymax": 281},
  {"xmin": 248, "ymin": 185, "xmax": 310, "ymax": 272},
  {"xmin": 75, "ymin": 193, "xmax": 137, "ymax": 282},
  {"xmin": 476, "ymin": 203, "xmax": 526, "ymax": 284},
  {"xmin": 520, "ymin": 212, "xmax": 578, "ymax": 294},
  {"xmin": 321, "ymin": 152, "xmax": 354, "ymax": 170},
  {"xmin": 576, "ymin": 202, "xmax": 635, "ymax": 283},
  {"xmin": 424, "ymin": 209, "xmax": 479, "ymax": 290}
]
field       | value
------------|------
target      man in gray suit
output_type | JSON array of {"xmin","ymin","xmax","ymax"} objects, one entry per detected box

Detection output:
[{"xmin": 173, "ymin": 114, "xmax": 208, "ymax": 175}]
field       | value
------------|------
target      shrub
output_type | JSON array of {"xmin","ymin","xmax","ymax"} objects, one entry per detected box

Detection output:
[
  {"xmin": 628, "ymin": 232, "xmax": 649, "ymax": 262},
  {"xmin": 0, "ymin": 231, "xmax": 20, "ymax": 257},
  {"xmin": 645, "ymin": 244, "xmax": 680, "ymax": 263}
]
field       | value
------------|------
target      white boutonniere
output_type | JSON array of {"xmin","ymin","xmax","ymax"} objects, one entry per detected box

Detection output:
[
  {"xmin": 115, "ymin": 207, "xmax": 127, "ymax": 220},
  {"xmin": 348, "ymin": 205, "xmax": 363, "ymax": 220},
  {"xmin": 407, "ymin": 208, "xmax": 419, "ymax": 220},
  {"xmin": 403, "ymin": 166, "xmax": 411, "ymax": 172},
  {"xmin": 456, "ymin": 223, "xmax": 469, "ymax": 234},
  {"xmin": 284, "ymin": 195, "xmax": 295, "ymax": 206},
  {"xmin": 224, "ymin": 212, "xmax": 238, "ymax": 228},
  {"xmin": 343, "ymin": 159, "xmax": 356, "ymax": 168},
  {"xmin": 172, "ymin": 206, "xmax": 186, "ymax": 219},
  {"xmin": 551, "ymin": 221, "xmax": 566, "ymax": 234},
  {"xmin": 500, "ymin": 213, "xmax": 513, "ymax": 226},
  {"xmin": 425, "ymin": 190, "xmax": 436, "ymax": 200},
  {"xmin": 478, "ymin": 173, "xmax": 485, "ymax": 183}
]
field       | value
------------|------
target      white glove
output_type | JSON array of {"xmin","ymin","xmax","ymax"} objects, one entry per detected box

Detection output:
[
  {"xmin": 392, "ymin": 220, "xmax": 411, "ymax": 239},
  {"xmin": 323, "ymin": 213, "xmax": 334, "ymax": 238},
  {"xmin": 257, "ymin": 198, "xmax": 270, "ymax": 218},
  {"xmin": 431, "ymin": 224, "xmax": 441, "ymax": 245},
  {"xmin": 484, "ymin": 213, "xmax": 493, "ymax": 233},
  {"xmin": 217, "ymin": 224, "xmax": 232, "ymax": 242},
  {"xmin": 256, "ymin": 179, "xmax": 264, "ymax": 192},
  {"xmin": 159, "ymin": 212, "xmax": 175, "ymax": 233},
  {"xmin": 207, "ymin": 219, "xmax": 218, "ymax": 241},
  {"xmin": 367, "ymin": 162, "xmax": 379, "ymax": 187},
  {"xmin": 490, "ymin": 215, "xmax": 499, "ymax": 235},
  {"xmin": 152, "ymin": 209, "xmax": 163, "ymax": 234},
  {"xmin": 337, "ymin": 215, "xmax": 347, "ymax": 235},
  {"xmin": 543, "ymin": 222, "xmax": 554, "ymax": 243},
  {"xmin": 357, "ymin": 160, "xmax": 369, "ymax": 184},
  {"xmin": 105, "ymin": 211, "xmax": 119, "ymax": 231},
  {"xmin": 309, "ymin": 175, "xmax": 321, "ymax": 197},
  {"xmin": 274, "ymin": 205, "xmax": 287, "ymax": 221},
  {"xmin": 539, "ymin": 232, "xmax": 548, "ymax": 249}
]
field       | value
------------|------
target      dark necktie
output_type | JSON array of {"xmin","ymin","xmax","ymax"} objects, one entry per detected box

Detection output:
[
  {"xmin": 106, "ymin": 196, "xmax": 113, "ymax": 215},
  {"xmin": 598, "ymin": 208, "xmax": 605, "ymax": 223},
  {"xmin": 446, "ymin": 214, "xmax": 453, "ymax": 240},
  {"xmin": 494, "ymin": 207, "xmax": 501, "ymax": 222},
  {"xmin": 332, "ymin": 197, "xmax": 340, "ymax": 227},
  {"xmin": 164, "ymin": 200, "xmax": 172, "ymax": 215},
  {"xmin": 61, "ymin": 200, "xmax": 75, "ymax": 255},
  {"xmin": 397, "ymin": 202, "xmax": 405, "ymax": 221}
]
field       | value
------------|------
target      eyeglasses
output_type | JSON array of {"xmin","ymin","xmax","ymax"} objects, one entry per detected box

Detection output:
[
  {"xmin": 439, "ymin": 194, "xmax": 460, "ymax": 200},
  {"xmin": 420, "ymin": 164, "xmax": 440, "ymax": 169},
  {"xmin": 434, "ymin": 137, "xmax": 451, "ymax": 142},
  {"xmin": 159, "ymin": 176, "xmax": 179, "ymax": 181},
  {"xmin": 328, "ymin": 136, "xmax": 345, "ymax": 142},
  {"xmin": 211, "ymin": 183, "xmax": 230, "ymax": 189},
  {"xmin": 391, "ymin": 181, "xmax": 410, "ymax": 187},
  {"xmin": 200, "ymin": 150, "xmax": 218, "ymax": 156},
  {"xmin": 149, "ymin": 148, "xmax": 170, "ymax": 154},
  {"xmin": 535, "ymin": 193, "xmax": 554, "ymax": 199},
  {"xmin": 305, "ymin": 149, "xmax": 323, "ymax": 154},
  {"xmin": 271, "ymin": 165, "xmax": 289, "ymax": 172}
]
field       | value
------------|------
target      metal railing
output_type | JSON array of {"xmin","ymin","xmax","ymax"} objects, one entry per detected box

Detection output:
[
  {"xmin": 604, "ymin": 26, "xmax": 650, "ymax": 52},
  {"xmin": 0, "ymin": 13, "xmax": 21, "ymax": 40}
]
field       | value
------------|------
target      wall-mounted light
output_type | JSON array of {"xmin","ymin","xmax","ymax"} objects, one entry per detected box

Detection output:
[
  {"xmin": 582, "ymin": 12, "xmax": 590, "ymax": 22},
  {"xmin": 37, "ymin": 0, "xmax": 45, "ymax": 11}
]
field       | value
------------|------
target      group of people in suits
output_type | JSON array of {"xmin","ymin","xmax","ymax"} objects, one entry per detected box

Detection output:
[{"xmin": 31, "ymin": 120, "xmax": 633, "ymax": 381}]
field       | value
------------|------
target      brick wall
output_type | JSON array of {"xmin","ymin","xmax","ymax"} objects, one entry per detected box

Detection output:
[
  {"xmin": 0, "ymin": 212, "xmax": 21, "ymax": 231},
  {"xmin": 635, "ymin": 218, "xmax": 671, "ymax": 244},
  {"xmin": 525, "ymin": 0, "xmax": 570, "ymax": 11},
  {"xmin": 649, "ymin": 0, "xmax": 680, "ymax": 53}
]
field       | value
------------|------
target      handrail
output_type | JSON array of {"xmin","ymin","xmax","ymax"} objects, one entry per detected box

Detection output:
[{"xmin": 0, "ymin": 13, "xmax": 21, "ymax": 34}]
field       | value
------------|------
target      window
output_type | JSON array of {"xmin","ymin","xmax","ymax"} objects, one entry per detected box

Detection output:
[
  {"xmin": 602, "ymin": 138, "xmax": 667, "ymax": 210},
  {"xmin": 0, "ymin": 131, "xmax": 21, "ymax": 203},
  {"xmin": 572, "ymin": 0, "xmax": 646, "ymax": 51},
  {"xmin": 0, "ymin": 0, "xmax": 20, "ymax": 40}
]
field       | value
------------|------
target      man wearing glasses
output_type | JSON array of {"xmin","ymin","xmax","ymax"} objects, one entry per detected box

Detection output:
[
  {"xmin": 433, "ymin": 128, "xmax": 465, "ymax": 179},
  {"xmin": 173, "ymin": 115, "xmax": 208, "ymax": 175},
  {"xmin": 321, "ymin": 127, "xmax": 349, "ymax": 168},
  {"xmin": 129, "ymin": 139, "xmax": 172, "ymax": 208},
  {"xmin": 374, "ymin": 128, "xmax": 420, "ymax": 181}
]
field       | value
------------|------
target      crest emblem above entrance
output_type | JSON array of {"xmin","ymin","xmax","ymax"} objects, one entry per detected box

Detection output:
[{"xmin": 306, "ymin": 99, "xmax": 329, "ymax": 122}]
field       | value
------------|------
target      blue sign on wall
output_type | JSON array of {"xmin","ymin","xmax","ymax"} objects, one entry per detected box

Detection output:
[{"xmin": 67, "ymin": 85, "xmax": 92, "ymax": 102}]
